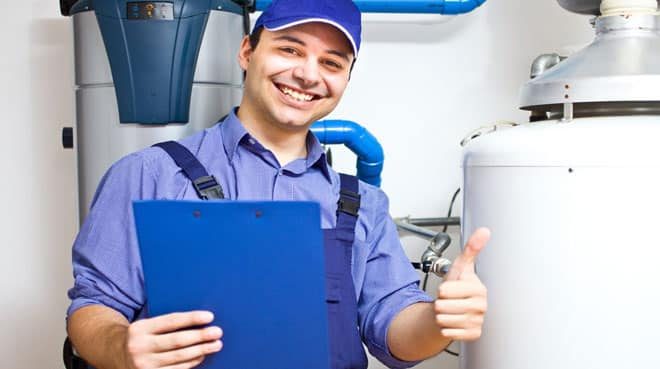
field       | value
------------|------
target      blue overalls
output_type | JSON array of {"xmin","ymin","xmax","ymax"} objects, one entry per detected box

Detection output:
[{"xmin": 154, "ymin": 140, "xmax": 369, "ymax": 369}]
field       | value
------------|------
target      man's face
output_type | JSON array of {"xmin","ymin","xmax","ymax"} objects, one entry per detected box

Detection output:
[{"xmin": 238, "ymin": 22, "xmax": 355, "ymax": 131}]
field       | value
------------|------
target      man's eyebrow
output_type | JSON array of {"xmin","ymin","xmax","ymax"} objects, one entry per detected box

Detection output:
[
  {"xmin": 273, "ymin": 35, "xmax": 306, "ymax": 46},
  {"xmin": 274, "ymin": 35, "xmax": 352, "ymax": 62}
]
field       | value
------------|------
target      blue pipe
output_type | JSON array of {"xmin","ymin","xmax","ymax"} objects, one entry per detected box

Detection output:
[
  {"xmin": 254, "ymin": 0, "xmax": 486, "ymax": 14},
  {"xmin": 311, "ymin": 120, "xmax": 384, "ymax": 187}
]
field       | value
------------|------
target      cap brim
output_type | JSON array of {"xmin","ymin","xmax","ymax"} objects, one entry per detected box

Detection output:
[{"xmin": 263, "ymin": 18, "xmax": 358, "ymax": 57}]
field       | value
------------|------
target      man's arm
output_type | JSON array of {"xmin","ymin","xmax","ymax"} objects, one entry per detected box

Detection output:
[
  {"xmin": 387, "ymin": 228, "xmax": 490, "ymax": 361},
  {"xmin": 68, "ymin": 305, "xmax": 223, "ymax": 369}
]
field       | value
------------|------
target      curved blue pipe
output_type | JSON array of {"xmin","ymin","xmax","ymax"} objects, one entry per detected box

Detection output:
[
  {"xmin": 441, "ymin": 0, "xmax": 487, "ymax": 14},
  {"xmin": 311, "ymin": 120, "xmax": 384, "ymax": 187},
  {"xmin": 254, "ymin": 0, "xmax": 486, "ymax": 14}
]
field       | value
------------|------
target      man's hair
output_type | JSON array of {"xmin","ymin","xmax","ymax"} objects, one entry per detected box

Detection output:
[
  {"xmin": 249, "ymin": 26, "xmax": 265, "ymax": 51},
  {"xmin": 247, "ymin": 26, "xmax": 356, "ymax": 74}
]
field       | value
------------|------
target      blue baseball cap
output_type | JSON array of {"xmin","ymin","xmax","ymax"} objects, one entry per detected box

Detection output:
[{"xmin": 254, "ymin": 0, "xmax": 362, "ymax": 57}]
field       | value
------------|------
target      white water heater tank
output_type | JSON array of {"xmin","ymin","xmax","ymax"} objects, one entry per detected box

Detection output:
[
  {"xmin": 461, "ymin": 116, "xmax": 660, "ymax": 369},
  {"xmin": 462, "ymin": 6, "xmax": 660, "ymax": 369}
]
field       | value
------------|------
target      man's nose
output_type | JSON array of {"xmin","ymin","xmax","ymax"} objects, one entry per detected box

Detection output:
[{"xmin": 292, "ymin": 58, "xmax": 321, "ymax": 88}]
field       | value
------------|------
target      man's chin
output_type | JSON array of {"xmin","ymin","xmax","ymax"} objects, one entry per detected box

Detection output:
[
  {"xmin": 272, "ymin": 111, "xmax": 321, "ymax": 130},
  {"xmin": 275, "ymin": 118, "xmax": 314, "ymax": 131}
]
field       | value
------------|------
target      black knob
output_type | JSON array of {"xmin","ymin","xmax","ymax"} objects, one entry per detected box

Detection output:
[
  {"xmin": 60, "ymin": 0, "xmax": 78, "ymax": 16},
  {"xmin": 62, "ymin": 127, "xmax": 74, "ymax": 149}
]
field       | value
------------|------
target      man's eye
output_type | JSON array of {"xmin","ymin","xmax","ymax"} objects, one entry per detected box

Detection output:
[
  {"xmin": 280, "ymin": 47, "xmax": 299, "ymax": 55},
  {"xmin": 324, "ymin": 60, "xmax": 343, "ymax": 70}
]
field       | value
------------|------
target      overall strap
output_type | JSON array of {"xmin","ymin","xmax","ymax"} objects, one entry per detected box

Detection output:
[
  {"xmin": 153, "ymin": 141, "xmax": 225, "ymax": 200},
  {"xmin": 326, "ymin": 173, "xmax": 369, "ymax": 369},
  {"xmin": 336, "ymin": 173, "xmax": 361, "ymax": 235}
]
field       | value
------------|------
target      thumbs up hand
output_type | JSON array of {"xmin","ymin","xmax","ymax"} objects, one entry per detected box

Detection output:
[{"xmin": 434, "ymin": 228, "xmax": 490, "ymax": 341}]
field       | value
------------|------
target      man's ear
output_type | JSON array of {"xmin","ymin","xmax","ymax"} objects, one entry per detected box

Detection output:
[{"xmin": 237, "ymin": 35, "xmax": 252, "ymax": 71}]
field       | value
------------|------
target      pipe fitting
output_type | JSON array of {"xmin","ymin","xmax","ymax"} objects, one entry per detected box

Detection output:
[
  {"xmin": 429, "ymin": 257, "xmax": 453, "ymax": 277},
  {"xmin": 530, "ymin": 53, "xmax": 565, "ymax": 79}
]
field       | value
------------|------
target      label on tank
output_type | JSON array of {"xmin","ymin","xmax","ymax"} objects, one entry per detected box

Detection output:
[{"xmin": 126, "ymin": 2, "xmax": 174, "ymax": 20}]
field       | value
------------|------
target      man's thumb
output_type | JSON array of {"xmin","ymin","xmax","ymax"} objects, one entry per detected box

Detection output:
[{"xmin": 445, "ymin": 227, "xmax": 490, "ymax": 281}]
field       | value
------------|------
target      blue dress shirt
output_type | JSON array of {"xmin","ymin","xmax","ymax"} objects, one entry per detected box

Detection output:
[{"xmin": 67, "ymin": 109, "xmax": 433, "ymax": 368}]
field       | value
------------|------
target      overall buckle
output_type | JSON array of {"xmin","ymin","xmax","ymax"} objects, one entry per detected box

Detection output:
[
  {"xmin": 338, "ymin": 189, "xmax": 360, "ymax": 216},
  {"xmin": 193, "ymin": 175, "xmax": 225, "ymax": 200}
]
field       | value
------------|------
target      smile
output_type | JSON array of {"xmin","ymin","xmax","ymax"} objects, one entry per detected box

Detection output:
[{"xmin": 275, "ymin": 83, "xmax": 321, "ymax": 103}]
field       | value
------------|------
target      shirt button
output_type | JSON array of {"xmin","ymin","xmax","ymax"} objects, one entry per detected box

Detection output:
[{"xmin": 248, "ymin": 138, "xmax": 256, "ymax": 145}]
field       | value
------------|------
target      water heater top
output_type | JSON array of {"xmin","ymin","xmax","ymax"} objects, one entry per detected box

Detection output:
[
  {"xmin": 557, "ymin": 0, "xmax": 660, "ymax": 14},
  {"xmin": 520, "ymin": 14, "xmax": 660, "ymax": 112}
]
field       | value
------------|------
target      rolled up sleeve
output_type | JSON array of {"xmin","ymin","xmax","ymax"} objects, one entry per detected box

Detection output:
[
  {"xmin": 67, "ymin": 153, "xmax": 158, "ymax": 322},
  {"xmin": 355, "ymin": 187, "xmax": 434, "ymax": 369}
]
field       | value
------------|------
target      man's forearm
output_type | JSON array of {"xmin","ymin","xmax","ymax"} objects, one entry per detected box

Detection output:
[
  {"xmin": 67, "ymin": 305, "xmax": 130, "ymax": 369},
  {"xmin": 387, "ymin": 302, "xmax": 451, "ymax": 362}
]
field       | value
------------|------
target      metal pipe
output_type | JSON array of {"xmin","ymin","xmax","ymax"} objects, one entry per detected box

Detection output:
[
  {"xmin": 404, "ymin": 217, "xmax": 460, "ymax": 227},
  {"xmin": 394, "ymin": 219, "xmax": 438, "ymax": 239},
  {"xmin": 311, "ymin": 120, "xmax": 384, "ymax": 187},
  {"xmin": 254, "ymin": 0, "xmax": 487, "ymax": 14}
]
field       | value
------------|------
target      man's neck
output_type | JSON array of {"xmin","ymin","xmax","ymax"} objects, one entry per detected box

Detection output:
[{"xmin": 236, "ymin": 103, "xmax": 310, "ymax": 167}]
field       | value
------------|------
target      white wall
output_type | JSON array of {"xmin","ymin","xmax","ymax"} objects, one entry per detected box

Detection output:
[
  {"xmin": 0, "ymin": 1, "xmax": 78, "ymax": 369},
  {"xmin": 0, "ymin": 1, "xmax": 593, "ymax": 368}
]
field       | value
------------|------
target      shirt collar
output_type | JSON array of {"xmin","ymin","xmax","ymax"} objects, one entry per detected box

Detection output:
[
  {"xmin": 220, "ymin": 108, "xmax": 250, "ymax": 161},
  {"xmin": 220, "ymin": 108, "xmax": 332, "ymax": 183},
  {"xmin": 305, "ymin": 132, "xmax": 332, "ymax": 182}
]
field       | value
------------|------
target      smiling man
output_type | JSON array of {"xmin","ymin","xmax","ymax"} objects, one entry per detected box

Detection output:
[{"xmin": 66, "ymin": 1, "xmax": 489, "ymax": 368}]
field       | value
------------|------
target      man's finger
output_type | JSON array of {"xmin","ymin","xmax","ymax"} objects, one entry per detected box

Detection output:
[
  {"xmin": 445, "ymin": 228, "xmax": 490, "ymax": 281},
  {"xmin": 141, "ymin": 311, "xmax": 215, "ymax": 334},
  {"xmin": 152, "ymin": 326, "xmax": 223, "ymax": 352},
  {"xmin": 435, "ymin": 314, "xmax": 484, "ymax": 329},
  {"xmin": 440, "ymin": 328, "xmax": 482, "ymax": 341},
  {"xmin": 437, "ymin": 280, "xmax": 487, "ymax": 300},
  {"xmin": 160, "ymin": 355, "xmax": 206, "ymax": 369},
  {"xmin": 153, "ymin": 340, "xmax": 222, "ymax": 367},
  {"xmin": 435, "ymin": 298, "xmax": 487, "ymax": 315}
]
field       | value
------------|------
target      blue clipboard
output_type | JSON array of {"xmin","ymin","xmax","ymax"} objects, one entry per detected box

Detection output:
[{"xmin": 133, "ymin": 200, "xmax": 330, "ymax": 369}]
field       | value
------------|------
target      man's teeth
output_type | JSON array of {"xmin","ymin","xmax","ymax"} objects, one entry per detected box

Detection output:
[{"xmin": 281, "ymin": 86, "xmax": 314, "ymax": 102}]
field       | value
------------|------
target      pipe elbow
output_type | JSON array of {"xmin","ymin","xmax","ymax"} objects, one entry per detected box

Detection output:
[
  {"xmin": 311, "ymin": 120, "xmax": 385, "ymax": 187},
  {"xmin": 344, "ymin": 121, "xmax": 385, "ymax": 163}
]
